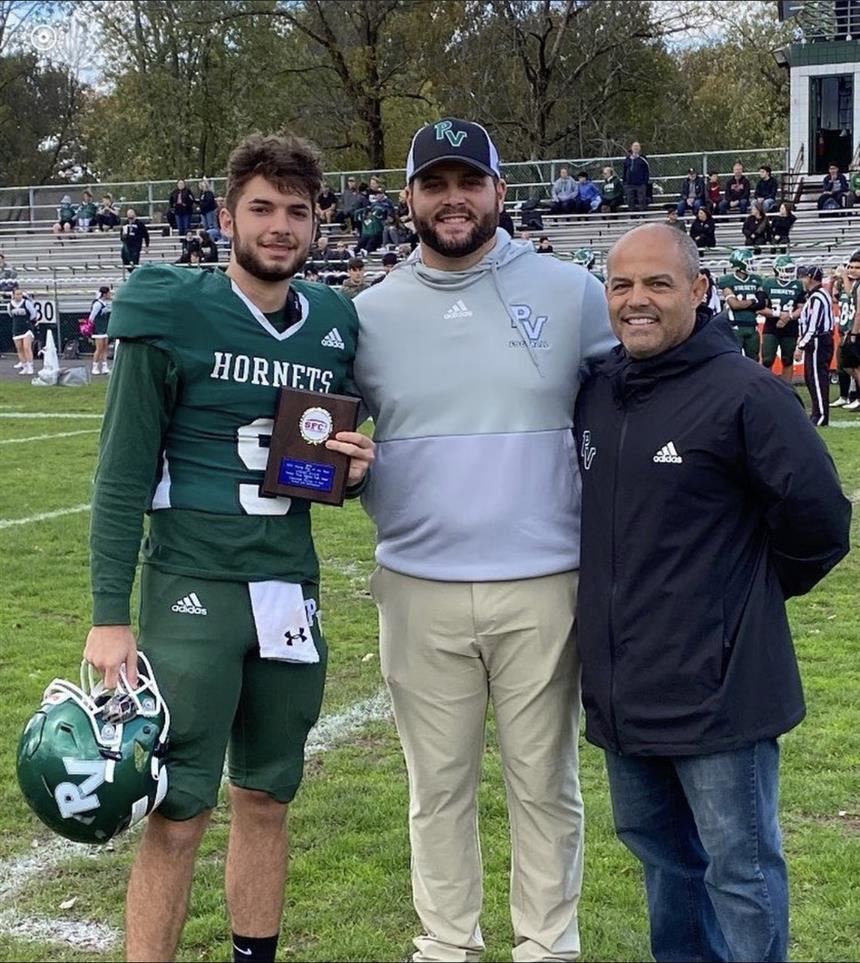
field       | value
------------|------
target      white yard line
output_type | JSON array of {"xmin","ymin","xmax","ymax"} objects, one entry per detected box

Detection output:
[
  {"xmin": 0, "ymin": 504, "xmax": 91, "ymax": 530},
  {"xmin": 828, "ymin": 420, "xmax": 860, "ymax": 428},
  {"xmin": 0, "ymin": 412, "xmax": 103, "ymax": 420},
  {"xmin": 0, "ymin": 689, "xmax": 392, "ymax": 953},
  {"xmin": 0, "ymin": 429, "xmax": 100, "ymax": 446}
]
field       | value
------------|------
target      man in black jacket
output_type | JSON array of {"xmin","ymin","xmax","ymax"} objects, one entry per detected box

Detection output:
[
  {"xmin": 622, "ymin": 141, "xmax": 650, "ymax": 212},
  {"xmin": 574, "ymin": 224, "xmax": 850, "ymax": 963}
]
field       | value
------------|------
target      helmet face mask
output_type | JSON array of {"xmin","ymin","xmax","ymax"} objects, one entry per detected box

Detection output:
[
  {"xmin": 17, "ymin": 654, "xmax": 170, "ymax": 844},
  {"xmin": 774, "ymin": 255, "xmax": 796, "ymax": 283}
]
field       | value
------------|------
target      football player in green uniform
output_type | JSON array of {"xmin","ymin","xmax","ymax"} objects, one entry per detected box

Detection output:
[
  {"xmin": 832, "ymin": 251, "xmax": 860, "ymax": 409},
  {"xmin": 717, "ymin": 249, "xmax": 765, "ymax": 359},
  {"xmin": 83, "ymin": 132, "xmax": 374, "ymax": 963},
  {"xmin": 759, "ymin": 255, "xmax": 803, "ymax": 383},
  {"xmin": 573, "ymin": 247, "xmax": 605, "ymax": 283}
]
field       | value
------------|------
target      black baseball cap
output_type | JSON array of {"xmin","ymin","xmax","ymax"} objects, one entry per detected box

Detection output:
[
  {"xmin": 406, "ymin": 118, "xmax": 501, "ymax": 182},
  {"xmin": 805, "ymin": 265, "xmax": 824, "ymax": 281}
]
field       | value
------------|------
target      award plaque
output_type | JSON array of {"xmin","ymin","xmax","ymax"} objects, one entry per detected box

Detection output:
[{"xmin": 261, "ymin": 387, "xmax": 361, "ymax": 506}]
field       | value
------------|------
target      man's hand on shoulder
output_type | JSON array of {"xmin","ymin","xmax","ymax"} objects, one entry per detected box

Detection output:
[{"xmin": 84, "ymin": 625, "xmax": 139, "ymax": 689}]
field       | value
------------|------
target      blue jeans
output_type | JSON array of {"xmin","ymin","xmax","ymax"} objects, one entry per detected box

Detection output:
[
  {"xmin": 677, "ymin": 198, "xmax": 703, "ymax": 216},
  {"xmin": 605, "ymin": 740, "xmax": 788, "ymax": 963},
  {"xmin": 176, "ymin": 211, "xmax": 192, "ymax": 235},
  {"xmin": 202, "ymin": 209, "xmax": 218, "ymax": 231}
]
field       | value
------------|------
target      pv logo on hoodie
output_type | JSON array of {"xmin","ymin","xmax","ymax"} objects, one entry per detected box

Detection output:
[{"xmin": 510, "ymin": 304, "xmax": 550, "ymax": 349}]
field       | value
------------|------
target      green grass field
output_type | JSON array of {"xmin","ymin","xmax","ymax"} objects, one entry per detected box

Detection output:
[{"xmin": 0, "ymin": 378, "xmax": 857, "ymax": 962}]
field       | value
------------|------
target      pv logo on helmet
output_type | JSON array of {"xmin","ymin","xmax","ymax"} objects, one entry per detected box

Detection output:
[{"xmin": 54, "ymin": 758, "xmax": 107, "ymax": 819}]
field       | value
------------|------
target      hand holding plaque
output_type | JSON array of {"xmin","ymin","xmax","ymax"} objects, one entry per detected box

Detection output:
[{"xmin": 261, "ymin": 387, "xmax": 361, "ymax": 506}]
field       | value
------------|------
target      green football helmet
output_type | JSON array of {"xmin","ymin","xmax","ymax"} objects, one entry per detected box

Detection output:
[
  {"xmin": 774, "ymin": 254, "xmax": 796, "ymax": 283},
  {"xmin": 573, "ymin": 248, "xmax": 596, "ymax": 269},
  {"xmin": 729, "ymin": 248, "xmax": 753, "ymax": 272},
  {"xmin": 17, "ymin": 654, "xmax": 170, "ymax": 844}
]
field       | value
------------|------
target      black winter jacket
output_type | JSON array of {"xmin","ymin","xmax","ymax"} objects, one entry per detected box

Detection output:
[{"xmin": 574, "ymin": 314, "xmax": 850, "ymax": 756}]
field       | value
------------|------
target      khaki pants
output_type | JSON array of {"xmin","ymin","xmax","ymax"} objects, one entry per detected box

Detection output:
[{"xmin": 371, "ymin": 567, "xmax": 584, "ymax": 962}]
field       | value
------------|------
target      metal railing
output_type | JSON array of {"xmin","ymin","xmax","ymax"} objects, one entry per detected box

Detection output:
[{"xmin": 0, "ymin": 148, "xmax": 790, "ymax": 229}]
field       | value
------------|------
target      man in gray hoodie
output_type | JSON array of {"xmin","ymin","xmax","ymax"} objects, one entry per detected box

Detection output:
[{"xmin": 353, "ymin": 119, "xmax": 615, "ymax": 963}]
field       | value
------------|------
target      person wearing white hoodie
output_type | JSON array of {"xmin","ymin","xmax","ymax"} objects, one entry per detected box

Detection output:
[{"xmin": 353, "ymin": 119, "xmax": 616, "ymax": 963}]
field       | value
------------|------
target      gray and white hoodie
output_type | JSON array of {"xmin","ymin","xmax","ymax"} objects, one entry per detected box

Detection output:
[{"xmin": 353, "ymin": 229, "xmax": 615, "ymax": 581}]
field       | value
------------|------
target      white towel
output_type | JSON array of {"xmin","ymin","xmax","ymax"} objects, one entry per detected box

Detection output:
[{"xmin": 248, "ymin": 581, "xmax": 319, "ymax": 664}]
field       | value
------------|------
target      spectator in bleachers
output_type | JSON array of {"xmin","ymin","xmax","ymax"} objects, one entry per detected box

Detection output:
[
  {"xmin": 357, "ymin": 201, "xmax": 385, "ymax": 255},
  {"xmin": 770, "ymin": 200, "xmax": 796, "ymax": 251},
  {"xmin": 706, "ymin": 172, "xmax": 721, "ymax": 211},
  {"xmin": 304, "ymin": 265, "xmax": 321, "ymax": 282},
  {"xmin": 537, "ymin": 235, "xmax": 554, "ymax": 254},
  {"xmin": 689, "ymin": 206, "xmax": 716, "ymax": 249},
  {"xmin": 718, "ymin": 162, "xmax": 751, "ymax": 215},
  {"xmin": 817, "ymin": 163, "xmax": 849, "ymax": 214},
  {"xmin": 208, "ymin": 195, "xmax": 229, "ymax": 245},
  {"xmin": 550, "ymin": 165, "xmax": 577, "ymax": 214},
  {"xmin": 755, "ymin": 166, "xmax": 779, "ymax": 212},
  {"xmin": 0, "ymin": 253, "xmax": 17, "ymax": 291},
  {"xmin": 341, "ymin": 257, "xmax": 369, "ymax": 299},
  {"xmin": 573, "ymin": 170, "xmax": 602, "ymax": 214},
  {"xmin": 96, "ymin": 194, "xmax": 119, "ymax": 231},
  {"xmin": 339, "ymin": 176, "xmax": 365, "ymax": 231},
  {"xmin": 676, "ymin": 168, "xmax": 706, "ymax": 216},
  {"xmin": 52, "ymin": 194, "xmax": 77, "ymax": 234},
  {"xmin": 622, "ymin": 141, "xmax": 650, "ymax": 212},
  {"xmin": 316, "ymin": 181, "xmax": 338, "ymax": 224},
  {"xmin": 169, "ymin": 179, "xmax": 195, "ymax": 235},
  {"xmin": 371, "ymin": 251, "xmax": 399, "ymax": 285},
  {"xmin": 518, "ymin": 229, "xmax": 533, "ymax": 244},
  {"xmin": 198, "ymin": 230, "xmax": 218, "ymax": 263},
  {"xmin": 382, "ymin": 212, "xmax": 412, "ymax": 248},
  {"xmin": 600, "ymin": 165, "xmax": 624, "ymax": 213},
  {"xmin": 310, "ymin": 234, "xmax": 333, "ymax": 262},
  {"xmin": 742, "ymin": 201, "xmax": 773, "ymax": 252},
  {"xmin": 664, "ymin": 206, "xmax": 686, "ymax": 233},
  {"xmin": 198, "ymin": 180, "xmax": 217, "ymax": 232},
  {"xmin": 76, "ymin": 190, "xmax": 97, "ymax": 232},
  {"xmin": 120, "ymin": 209, "xmax": 150, "ymax": 269}
]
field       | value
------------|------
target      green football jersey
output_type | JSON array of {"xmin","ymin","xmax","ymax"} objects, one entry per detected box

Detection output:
[
  {"xmin": 838, "ymin": 287, "xmax": 856, "ymax": 334},
  {"xmin": 93, "ymin": 265, "xmax": 359, "ymax": 622},
  {"xmin": 761, "ymin": 278, "xmax": 803, "ymax": 336},
  {"xmin": 717, "ymin": 271, "xmax": 763, "ymax": 326}
]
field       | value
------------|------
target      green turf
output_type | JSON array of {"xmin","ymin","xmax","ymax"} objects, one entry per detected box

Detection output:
[{"xmin": 0, "ymin": 378, "xmax": 857, "ymax": 961}]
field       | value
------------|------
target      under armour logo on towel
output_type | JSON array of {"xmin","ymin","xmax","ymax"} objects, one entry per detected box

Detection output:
[{"xmin": 284, "ymin": 628, "xmax": 309, "ymax": 647}]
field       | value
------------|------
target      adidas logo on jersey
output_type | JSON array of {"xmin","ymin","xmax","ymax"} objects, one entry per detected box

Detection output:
[
  {"xmin": 653, "ymin": 442, "xmax": 683, "ymax": 464},
  {"xmin": 321, "ymin": 327, "xmax": 345, "ymax": 349},
  {"xmin": 171, "ymin": 592, "xmax": 207, "ymax": 615},
  {"xmin": 443, "ymin": 299, "xmax": 473, "ymax": 320}
]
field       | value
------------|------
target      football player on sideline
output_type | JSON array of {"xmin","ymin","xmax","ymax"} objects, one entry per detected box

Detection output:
[{"xmin": 83, "ymin": 132, "xmax": 373, "ymax": 963}]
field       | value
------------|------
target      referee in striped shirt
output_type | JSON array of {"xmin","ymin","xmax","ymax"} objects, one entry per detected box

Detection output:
[{"xmin": 798, "ymin": 265, "xmax": 835, "ymax": 426}]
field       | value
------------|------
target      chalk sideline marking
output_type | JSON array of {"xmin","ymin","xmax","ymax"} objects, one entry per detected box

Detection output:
[{"xmin": 0, "ymin": 429, "xmax": 99, "ymax": 446}]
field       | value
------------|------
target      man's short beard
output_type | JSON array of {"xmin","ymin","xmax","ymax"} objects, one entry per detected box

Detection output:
[
  {"xmin": 413, "ymin": 208, "xmax": 499, "ymax": 261},
  {"xmin": 232, "ymin": 225, "xmax": 307, "ymax": 283}
]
